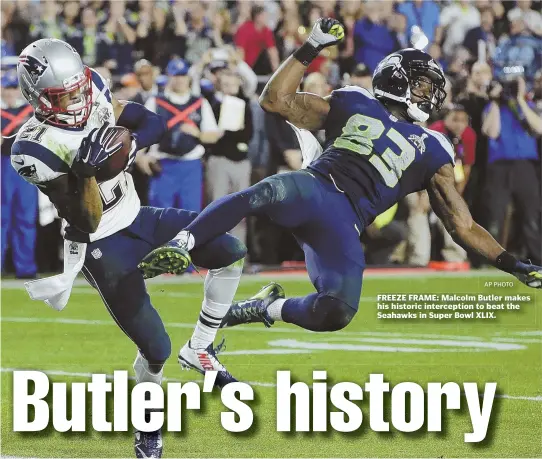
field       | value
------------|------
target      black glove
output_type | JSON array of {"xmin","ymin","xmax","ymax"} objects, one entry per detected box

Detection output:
[{"xmin": 71, "ymin": 124, "xmax": 124, "ymax": 178}]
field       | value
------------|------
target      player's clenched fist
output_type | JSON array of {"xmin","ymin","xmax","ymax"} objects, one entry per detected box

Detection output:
[
  {"xmin": 307, "ymin": 18, "xmax": 345, "ymax": 50},
  {"xmin": 71, "ymin": 124, "xmax": 124, "ymax": 178},
  {"xmin": 513, "ymin": 261, "xmax": 542, "ymax": 289},
  {"xmin": 294, "ymin": 18, "xmax": 344, "ymax": 66}
]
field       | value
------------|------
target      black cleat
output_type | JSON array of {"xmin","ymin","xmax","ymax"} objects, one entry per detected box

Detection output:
[
  {"xmin": 220, "ymin": 282, "xmax": 285, "ymax": 328},
  {"xmin": 138, "ymin": 242, "xmax": 191, "ymax": 279},
  {"xmin": 135, "ymin": 429, "xmax": 163, "ymax": 458}
]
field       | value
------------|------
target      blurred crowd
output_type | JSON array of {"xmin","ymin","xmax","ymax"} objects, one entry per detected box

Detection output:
[{"xmin": 1, "ymin": 0, "xmax": 541, "ymax": 276}]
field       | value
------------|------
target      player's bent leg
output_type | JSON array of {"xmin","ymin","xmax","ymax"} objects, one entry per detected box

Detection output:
[
  {"xmin": 281, "ymin": 293, "xmax": 357, "ymax": 331},
  {"xmin": 83, "ymin": 266, "xmax": 167, "ymax": 458},
  {"xmin": 83, "ymin": 268, "xmax": 172, "ymax": 368}
]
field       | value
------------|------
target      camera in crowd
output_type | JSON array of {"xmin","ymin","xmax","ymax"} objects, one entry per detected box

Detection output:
[{"xmin": 489, "ymin": 65, "xmax": 525, "ymax": 101}]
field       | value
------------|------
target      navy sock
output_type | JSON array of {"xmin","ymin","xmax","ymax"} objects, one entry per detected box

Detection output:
[{"xmin": 186, "ymin": 189, "xmax": 255, "ymax": 248}]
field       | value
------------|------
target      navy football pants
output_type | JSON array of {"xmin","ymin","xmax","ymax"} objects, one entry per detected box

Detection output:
[
  {"xmin": 185, "ymin": 171, "xmax": 366, "ymax": 325},
  {"xmin": 1, "ymin": 155, "xmax": 38, "ymax": 277},
  {"xmin": 82, "ymin": 206, "xmax": 246, "ymax": 366}
]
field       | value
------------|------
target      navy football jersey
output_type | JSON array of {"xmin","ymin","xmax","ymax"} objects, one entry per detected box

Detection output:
[{"xmin": 308, "ymin": 86, "xmax": 454, "ymax": 226}]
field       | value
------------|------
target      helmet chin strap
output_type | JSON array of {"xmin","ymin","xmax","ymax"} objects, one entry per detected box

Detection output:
[{"xmin": 374, "ymin": 87, "xmax": 430, "ymax": 123}]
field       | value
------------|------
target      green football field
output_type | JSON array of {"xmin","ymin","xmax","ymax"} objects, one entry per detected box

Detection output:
[{"xmin": 1, "ymin": 271, "xmax": 541, "ymax": 458}]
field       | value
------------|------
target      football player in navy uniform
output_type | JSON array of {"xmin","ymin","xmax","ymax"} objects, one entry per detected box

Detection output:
[{"xmin": 141, "ymin": 19, "xmax": 542, "ymax": 338}]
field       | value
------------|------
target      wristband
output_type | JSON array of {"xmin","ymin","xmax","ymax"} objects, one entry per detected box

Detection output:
[
  {"xmin": 293, "ymin": 42, "xmax": 320, "ymax": 66},
  {"xmin": 496, "ymin": 250, "xmax": 518, "ymax": 273}
]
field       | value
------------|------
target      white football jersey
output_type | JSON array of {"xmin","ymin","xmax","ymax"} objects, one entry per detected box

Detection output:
[{"xmin": 11, "ymin": 69, "xmax": 140, "ymax": 242}]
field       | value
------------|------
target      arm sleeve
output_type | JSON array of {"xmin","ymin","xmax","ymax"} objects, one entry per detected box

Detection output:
[
  {"xmin": 117, "ymin": 101, "xmax": 166, "ymax": 149},
  {"xmin": 200, "ymin": 98, "xmax": 220, "ymax": 132}
]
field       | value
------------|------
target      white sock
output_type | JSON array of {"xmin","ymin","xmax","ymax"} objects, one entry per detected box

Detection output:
[
  {"xmin": 133, "ymin": 351, "xmax": 163, "ymax": 385},
  {"xmin": 267, "ymin": 298, "xmax": 286, "ymax": 321},
  {"xmin": 172, "ymin": 230, "xmax": 195, "ymax": 251},
  {"xmin": 190, "ymin": 260, "xmax": 243, "ymax": 349}
]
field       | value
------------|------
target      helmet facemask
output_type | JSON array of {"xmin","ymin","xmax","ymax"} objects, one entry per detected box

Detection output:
[
  {"xmin": 37, "ymin": 67, "xmax": 93, "ymax": 127},
  {"xmin": 406, "ymin": 70, "xmax": 446, "ymax": 122}
]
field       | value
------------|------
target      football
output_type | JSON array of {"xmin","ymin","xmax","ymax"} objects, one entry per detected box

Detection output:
[{"xmin": 95, "ymin": 126, "xmax": 133, "ymax": 182}]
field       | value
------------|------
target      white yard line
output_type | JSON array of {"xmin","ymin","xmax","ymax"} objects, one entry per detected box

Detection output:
[
  {"xmin": 1, "ymin": 367, "xmax": 540, "ymax": 401},
  {"xmin": 2, "ymin": 317, "xmax": 541, "ymax": 344},
  {"xmin": 0, "ymin": 268, "xmax": 513, "ymax": 290}
]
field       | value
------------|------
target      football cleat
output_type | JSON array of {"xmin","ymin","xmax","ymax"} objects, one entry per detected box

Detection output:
[
  {"xmin": 178, "ymin": 339, "xmax": 237, "ymax": 389},
  {"xmin": 220, "ymin": 282, "xmax": 285, "ymax": 328},
  {"xmin": 134, "ymin": 428, "xmax": 163, "ymax": 458},
  {"xmin": 138, "ymin": 242, "xmax": 191, "ymax": 279}
]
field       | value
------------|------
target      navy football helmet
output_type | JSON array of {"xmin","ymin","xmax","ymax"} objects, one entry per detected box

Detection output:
[{"xmin": 372, "ymin": 48, "xmax": 446, "ymax": 122}]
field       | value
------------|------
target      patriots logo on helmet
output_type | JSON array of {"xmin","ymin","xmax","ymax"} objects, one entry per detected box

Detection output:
[{"xmin": 19, "ymin": 55, "xmax": 48, "ymax": 84}]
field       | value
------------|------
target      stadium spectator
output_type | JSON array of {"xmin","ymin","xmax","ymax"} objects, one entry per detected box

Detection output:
[
  {"xmin": 507, "ymin": 0, "xmax": 542, "ymax": 37},
  {"xmin": 439, "ymin": 0, "xmax": 481, "ymax": 58},
  {"xmin": 135, "ymin": 1, "xmax": 187, "ymax": 70},
  {"xmin": 206, "ymin": 68, "xmax": 253, "ymax": 244},
  {"xmin": 463, "ymin": 7, "xmax": 496, "ymax": 61},
  {"xmin": 101, "ymin": 0, "xmax": 137, "ymax": 75},
  {"xmin": 235, "ymin": 5, "xmax": 280, "ymax": 75},
  {"xmin": 388, "ymin": 12, "xmax": 409, "ymax": 49},
  {"xmin": 349, "ymin": 63, "xmax": 373, "ymax": 92},
  {"xmin": 68, "ymin": 7, "xmax": 112, "ymax": 68},
  {"xmin": 337, "ymin": 0, "xmax": 362, "ymax": 73},
  {"xmin": 481, "ymin": 74, "xmax": 542, "ymax": 265},
  {"xmin": 211, "ymin": 8, "xmax": 235, "ymax": 47},
  {"xmin": 60, "ymin": 1, "xmax": 81, "ymax": 41},
  {"xmin": 396, "ymin": 0, "xmax": 441, "ymax": 47},
  {"xmin": 29, "ymin": 0, "xmax": 63, "ymax": 41},
  {"xmin": 1, "ymin": 72, "xmax": 37, "ymax": 279},
  {"xmin": 145, "ymin": 58, "xmax": 223, "ymax": 212},
  {"xmin": 182, "ymin": 2, "xmax": 216, "ymax": 65},
  {"xmin": 1, "ymin": 1, "xmax": 30, "ymax": 59},
  {"xmin": 132, "ymin": 59, "xmax": 159, "ymax": 105},
  {"xmin": 353, "ymin": 1, "xmax": 397, "ymax": 72},
  {"xmin": 493, "ymin": 10, "xmax": 542, "ymax": 83},
  {"xmin": 275, "ymin": 11, "xmax": 304, "ymax": 61},
  {"xmin": 457, "ymin": 61, "xmax": 492, "ymax": 171}
]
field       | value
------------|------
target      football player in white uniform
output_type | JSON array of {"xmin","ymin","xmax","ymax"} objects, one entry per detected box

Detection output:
[{"xmin": 13, "ymin": 38, "xmax": 247, "ymax": 458}]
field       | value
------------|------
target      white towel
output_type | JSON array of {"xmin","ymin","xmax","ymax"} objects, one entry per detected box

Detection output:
[
  {"xmin": 24, "ymin": 239, "xmax": 87, "ymax": 311},
  {"xmin": 286, "ymin": 121, "xmax": 323, "ymax": 168}
]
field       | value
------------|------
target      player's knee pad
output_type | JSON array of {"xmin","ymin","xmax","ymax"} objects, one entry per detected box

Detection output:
[{"xmin": 311, "ymin": 294, "xmax": 356, "ymax": 331}]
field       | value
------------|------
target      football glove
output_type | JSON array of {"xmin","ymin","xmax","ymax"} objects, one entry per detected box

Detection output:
[
  {"xmin": 513, "ymin": 260, "xmax": 542, "ymax": 289},
  {"xmin": 306, "ymin": 18, "xmax": 345, "ymax": 50},
  {"xmin": 124, "ymin": 134, "xmax": 139, "ymax": 171},
  {"xmin": 71, "ymin": 124, "xmax": 124, "ymax": 178}
]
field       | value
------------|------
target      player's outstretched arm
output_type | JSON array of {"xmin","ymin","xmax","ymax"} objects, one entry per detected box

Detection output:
[
  {"xmin": 427, "ymin": 164, "xmax": 542, "ymax": 288},
  {"xmin": 259, "ymin": 18, "xmax": 344, "ymax": 130}
]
